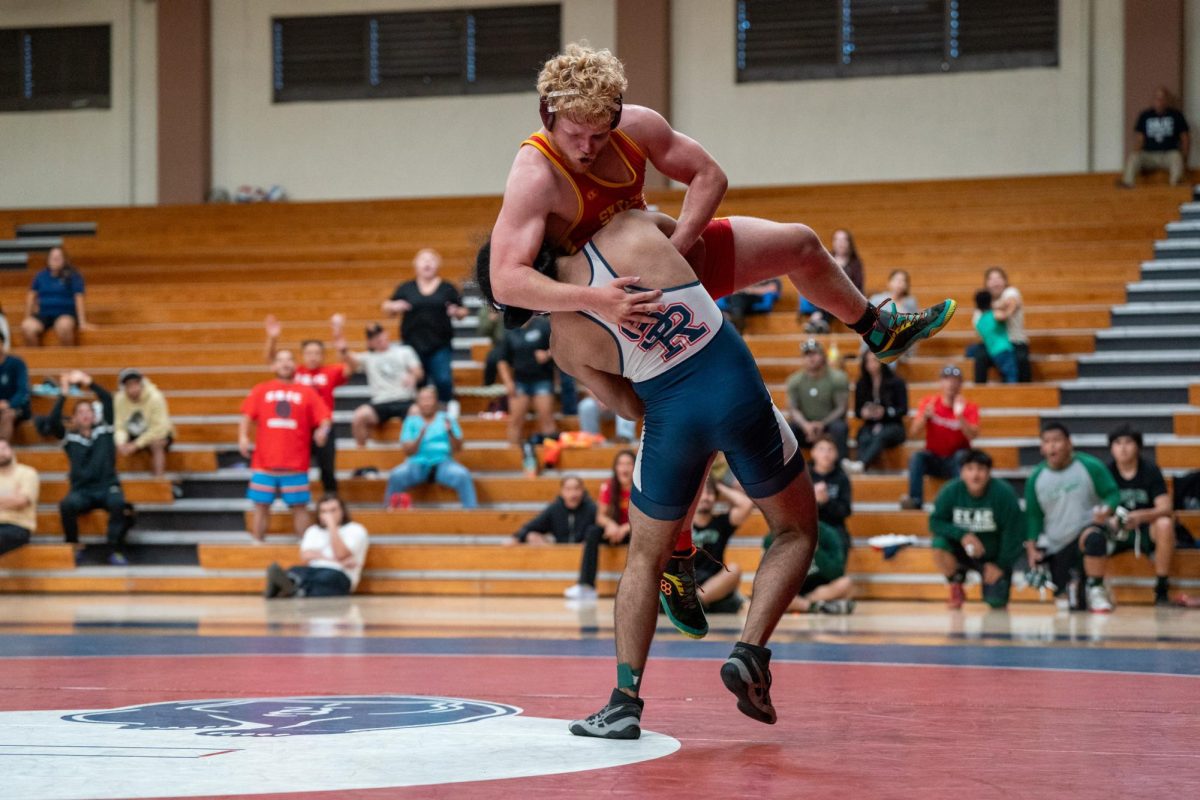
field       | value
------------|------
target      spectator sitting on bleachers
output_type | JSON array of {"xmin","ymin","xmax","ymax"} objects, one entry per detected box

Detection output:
[
  {"xmin": 692, "ymin": 475, "xmax": 754, "ymax": 613},
  {"xmin": 970, "ymin": 267, "xmax": 1030, "ymax": 383},
  {"xmin": 496, "ymin": 316, "xmax": 557, "ymax": 446},
  {"xmin": 809, "ymin": 435, "xmax": 853, "ymax": 554},
  {"xmin": 45, "ymin": 371, "xmax": 128, "ymax": 565},
  {"xmin": 969, "ymin": 289, "xmax": 1018, "ymax": 384},
  {"xmin": 798, "ymin": 229, "xmax": 864, "ymax": 334},
  {"xmin": 0, "ymin": 303, "xmax": 11, "ymax": 353},
  {"xmin": 265, "ymin": 494, "xmax": 369, "ymax": 598},
  {"xmin": 382, "ymin": 248, "xmax": 467, "ymax": 416},
  {"xmin": 776, "ymin": 521, "xmax": 854, "ymax": 615},
  {"xmin": 0, "ymin": 334, "xmax": 31, "ymax": 443},
  {"xmin": 21, "ymin": 246, "xmax": 93, "ymax": 347},
  {"xmin": 0, "ymin": 439, "xmax": 39, "ymax": 558},
  {"xmin": 1120, "ymin": 86, "xmax": 1190, "ymax": 188},
  {"xmin": 1106, "ymin": 424, "xmax": 1175, "ymax": 606},
  {"xmin": 716, "ymin": 278, "xmax": 781, "ymax": 335},
  {"xmin": 845, "ymin": 350, "xmax": 907, "ymax": 474},
  {"xmin": 785, "ymin": 338, "xmax": 850, "ymax": 460},
  {"xmin": 564, "ymin": 449, "xmax": 635, "ymax": 601},
  {"xmin": 1024, "ymin": 423, "xmax": 1122, "ymax": 613},
  {"xmin": 577, "ymin": 388, "xmax": 637, "ymax": 444},
  {"xmin": 928, "ymin": 449, "xmax": 1024, "ymax": 610},
  {"xmin": 901, "ymin": 365, "xmax": 979, "ymax": 510},
  {"xmin": 340, "ymin": 323, "xmax": 423, "ymax": 448},
  {"xmin": 384, "ymin": 386, "xmax": 477, "ymax": 510},
  {"xmin": 114, "ymin": 369, "xmax": 175, "ymax": 478},
  {"xmin": 476, "ymin": 304, "xmax": 506, "ymax": 394},
  {"xmin": 239, "ymin": 351, "xmax": 332, "ymax": 543},
  {"xmin": 506, "ymin": 474, "xmax": 598, "ymax": 546},
  {"xmin": 265, "ymin": 315, "xmax": 349, "ymax": 491}
]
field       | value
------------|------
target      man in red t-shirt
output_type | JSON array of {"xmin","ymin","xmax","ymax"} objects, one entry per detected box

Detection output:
[
  {"xmin": 265, "ymin": 316, "xmax": 349, "ymax": 492},
  {"xmin": 902, "ymin": 365, "xmax": 980, "ymax": 509},
  {"xmin": 239, "ymin": 348, "xmax": 333, "ymax": 542}
]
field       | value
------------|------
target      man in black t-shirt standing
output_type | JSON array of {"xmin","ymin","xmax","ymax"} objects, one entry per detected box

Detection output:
[
  {"xmin": 1121, "ymin": 86, "xmax": 1190, "ymax": 187},
  {"xmin": 382, "ymin": 249, "xmax": 467, "ymax": 413},
  {"xmin": 496, "ymin": 316, "xmax": 558, "ymax": 446},
  {"xmin": 1106, "ymin": 425, "xmax": 1175, "ymax": 605},
  {"xmin": 691, "ymin": 476, "xmax": 754, "ymax": 613}
]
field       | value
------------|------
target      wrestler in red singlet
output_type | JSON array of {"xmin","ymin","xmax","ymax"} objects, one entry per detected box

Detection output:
[{"xmin": 521, "ymin": 130, "xmax": 737, "ymax": 299}]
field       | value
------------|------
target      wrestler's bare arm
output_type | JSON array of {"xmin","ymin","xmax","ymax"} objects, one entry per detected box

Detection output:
[
  {"xmin": 622, "ymin": 106, "xmax": 727, "ymax": 254},
  {"xmin": 490, "ymin": 150, "xmax": 663, "ymax": 326},
  {"xmin": 549, "ymin": 314, "xmax": 644, "ymax": 422}
]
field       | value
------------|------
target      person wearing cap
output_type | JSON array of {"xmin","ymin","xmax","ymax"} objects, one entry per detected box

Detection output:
[
  {"xmin": 337, "ymin": 323, "xmax": 423, "ymax": 448},
  {"xmin": 902, "ymin": 364, "xmax": 980, "ymax": 510},
  {"xmin": 114, "ymin": 369, "xmax": 175, "ymax": 477},
  {"xmin": 1105, "ymin": 424, "xmax": 1175, "ymax": 605},
  {"xmin": 784, "ymin": 339, "xmax": 850, "ymax": 460},
  {"xmin": 928, "ymin": 449, "xmax": 1024, "ymax": 610}
]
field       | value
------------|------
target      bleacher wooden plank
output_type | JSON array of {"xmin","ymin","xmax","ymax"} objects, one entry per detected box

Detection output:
[{"xmin": 0, "ymin": 544, "xmax": 75, "ymax": 570}]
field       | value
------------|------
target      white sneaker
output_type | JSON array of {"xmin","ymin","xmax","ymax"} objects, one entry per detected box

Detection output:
[
  {"xmin": 446, "ymin": 400, "xmax": 461, "ymax": 420},
  {"xmin": 563, "ymin": 583, "xmax": 598, "ymax": 601},
  {"xmin": 841, "ymin": 458, "xmax": 864, "ymax": 474},
  {"xmin": 1086, "ymin": 582, "xmax": 1114, "ymax": 614}
]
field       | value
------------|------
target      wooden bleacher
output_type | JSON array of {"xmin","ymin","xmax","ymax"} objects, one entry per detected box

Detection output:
[{"xmin": 0, "ymin": 173, "xmax": 1197, "ymax": 603}]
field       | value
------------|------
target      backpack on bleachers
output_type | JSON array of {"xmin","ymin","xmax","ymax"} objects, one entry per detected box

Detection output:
[{"xmin": 1173, "ymin": 470, "xmax": 1200, "ymax": 548}]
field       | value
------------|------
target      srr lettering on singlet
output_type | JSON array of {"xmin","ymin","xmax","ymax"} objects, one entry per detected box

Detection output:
[{"xmin": 620, "ymin": 303, "xmax": 710, "ymax": 362}]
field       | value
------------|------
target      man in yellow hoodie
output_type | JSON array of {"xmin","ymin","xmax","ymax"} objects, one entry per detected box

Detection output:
[{"xmin": 114, "ymin": 369, "xmax": 175, "ymax": 477}]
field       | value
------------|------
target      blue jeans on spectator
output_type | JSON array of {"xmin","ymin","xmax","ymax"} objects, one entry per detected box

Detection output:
[
  {"xmin": 578, "ymin": 396, "xmax": 636, "ymax": 441},
  {"xmin": 907, "ymin": 448, "xmax": 970, "ymax": 506},
  {"xmin": 385, "ymin": 459, "xmax": 477, "ymax": 508},
  {"xmin": 558, "ymin": 368, "xmax": 578, "ymax": 415},
  {"xmin": 419, "ymin": 347, "xmax": 455, "ymax": 404},
  {"xmin": 968, "ymin": 342, "xmax": 1029, "ymax": 384}
]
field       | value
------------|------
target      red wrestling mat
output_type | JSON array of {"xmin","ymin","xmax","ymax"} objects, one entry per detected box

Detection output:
[{"xmin": 3, "ymin": 653, "xmax": 1197, "ymax": 800}]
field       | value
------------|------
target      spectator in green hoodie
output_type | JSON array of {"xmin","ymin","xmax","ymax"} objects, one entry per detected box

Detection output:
[{"xmin": 928, "ymin": 448, "xmax": 1024, "ymax": 609}]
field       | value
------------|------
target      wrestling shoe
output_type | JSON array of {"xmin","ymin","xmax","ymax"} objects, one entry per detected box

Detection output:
[
  {"xmin": 659, "ymin": 548, "xmax": 708, "ymax": 639},
  {"xmin": 863, "ymin": 297, "xmax": 957, "ymax": 364},
  {"xmin": 720, "ymin": 642, "xmax": 776, "ymax": 724},
  {"xmin": 568, "ymin": 688, "xmax": 643, "ymax": 740}
]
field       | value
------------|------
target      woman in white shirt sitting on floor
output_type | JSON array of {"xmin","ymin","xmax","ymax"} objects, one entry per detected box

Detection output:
[{"xmin": 264, "ymin": 494, "xmax": 370, "ymax": 598}]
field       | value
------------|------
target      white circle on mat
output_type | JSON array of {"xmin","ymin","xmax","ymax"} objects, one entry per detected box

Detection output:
[{"xmin": 4, "ymin": 695, "xmax": 679, "ymax": 799}]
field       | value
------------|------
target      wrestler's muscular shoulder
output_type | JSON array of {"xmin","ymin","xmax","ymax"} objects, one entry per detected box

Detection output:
[{"xmin": 503, "ymin": 147, "xmax": 576, "ymax": 222}]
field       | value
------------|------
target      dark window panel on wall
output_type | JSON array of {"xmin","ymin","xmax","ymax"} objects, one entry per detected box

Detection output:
[
  {"xmin": 735, "ymin": 0, "xmax": 1058, "ymax": 83},
  {"xmin": 272, "ymin": 4, "xmax": 561, "ymax": 103},
  {"xmin": 0, "ymin": 25, "xmax": 111, "ymax": 112}
]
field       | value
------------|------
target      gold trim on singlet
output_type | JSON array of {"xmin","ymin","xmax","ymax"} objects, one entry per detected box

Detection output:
[{"xmin": 522, "ymin": 134, "xmax": 584, "ymax": 251}]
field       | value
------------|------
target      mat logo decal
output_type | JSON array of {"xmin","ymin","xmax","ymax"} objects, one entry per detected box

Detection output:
[{"xmin": 63, "ymin": 695, "xmax": 520, "ymax": 737}]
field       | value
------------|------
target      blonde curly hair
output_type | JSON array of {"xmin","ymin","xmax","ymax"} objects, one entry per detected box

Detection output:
[{"xmin": 537, "ymin": 42, "xmax": 627, "ymax": 126}]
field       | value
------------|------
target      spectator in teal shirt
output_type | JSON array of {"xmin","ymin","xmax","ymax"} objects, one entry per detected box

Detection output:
[
  {"xmin": 971, "ymin": 290, "xmax": 1017, "ymax": 383},
  {"xmin": 383, "ymin": 386, "xmax": 477, "ymax": 508}
]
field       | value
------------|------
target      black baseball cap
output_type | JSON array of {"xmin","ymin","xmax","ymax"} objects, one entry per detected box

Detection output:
[
  {"xmin": 801, "ymin": 338, "xmax": 823, "ymax": 354},
  {"xmin": 118, "ymin": 368, "xmax": 143, "ymax": 384},
  {"xmin": 364, "ymin": 323, "xmax": 385, "ymax": 339}
]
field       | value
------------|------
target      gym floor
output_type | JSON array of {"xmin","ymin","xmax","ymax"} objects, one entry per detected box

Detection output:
[{"xmin": 3, "ymin": 595, "xmax": 1198, "ymax": 800}]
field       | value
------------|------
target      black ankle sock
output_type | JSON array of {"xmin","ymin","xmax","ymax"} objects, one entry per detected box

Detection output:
[
  {"xmin": 850, "ymin": 303, "xmax": 878, "ymax": 335},
  {"xmin": 672, "ymin": 547, "xmax": 694, "ymax": 559},
  {"xmin": 1155, "ymin": 576, "xmax": 1169, "ymax": 594},
  {"xmin": 609, "ymin": 687, "xmax": 643, "ymax": 708},
  {"xmin": 734, "ymin": 641, "xmax": 771, "ymax": 662}
]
